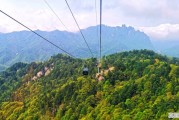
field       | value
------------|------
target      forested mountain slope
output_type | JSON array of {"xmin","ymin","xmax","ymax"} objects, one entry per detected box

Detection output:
[{"xmin": 0, "ymin": 50, "xmax": 179, "ymax": 120}]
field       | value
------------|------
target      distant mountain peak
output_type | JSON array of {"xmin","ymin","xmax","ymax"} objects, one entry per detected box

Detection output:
[{"xmin": 0, "ymin": 25, "xmax": 154, "ymax": 71}]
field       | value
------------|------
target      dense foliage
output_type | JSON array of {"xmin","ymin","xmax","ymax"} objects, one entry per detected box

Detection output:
[
  {"xmin": 0, "ymin": 62, "xmax": 28, "ymax": 102},
  {"xmin": 0, "ymin": 50, "xmax": 179, "ymax": 120}
]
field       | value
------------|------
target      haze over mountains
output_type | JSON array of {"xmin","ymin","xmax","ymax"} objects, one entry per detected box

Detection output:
[
  {"xmin": 152, "ymin": 40, "xmax": 179, "ymax": 57},
  {"xmin": 0, "ymin": 25, "xmax": 178, "ymax": 71}
]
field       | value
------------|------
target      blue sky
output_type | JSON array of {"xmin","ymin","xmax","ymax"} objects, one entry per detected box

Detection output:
[{"xmin": 0, "ymin": 0, "xmax": 179, "ymax": 41}]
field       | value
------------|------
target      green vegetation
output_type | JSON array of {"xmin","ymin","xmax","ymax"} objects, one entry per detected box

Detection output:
[{"xmin": 0, "ymin": 50, "xmax": 179, "ymax": 120}]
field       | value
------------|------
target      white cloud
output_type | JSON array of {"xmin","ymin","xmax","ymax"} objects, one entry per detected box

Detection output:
[
  {"xmin": 139, "ymin": 24, "xmax": 179, "ymax": 41},
  {"xmin": 0, "ymin": 0, "xmax": 179, "ymax": 42}
]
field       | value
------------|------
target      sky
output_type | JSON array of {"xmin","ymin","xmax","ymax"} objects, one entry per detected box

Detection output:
[{"xmin": 0, "ymin": 0, "xmax": 179, "ymax": 41}]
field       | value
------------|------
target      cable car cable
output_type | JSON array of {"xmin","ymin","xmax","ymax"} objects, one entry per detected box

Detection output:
[
  {"xmin": 43, "ymin": 0, "xmax": 89, "ymax": 55},
  {"xmin": 97, "ymin": 0, "xmax": 102, "ymax": 74},
  {"xmin": 44, "ymin": 0, "xmax": 92, "ymax": 56},
  {"xmin": 64, "ymin": 0, "xmax": 94, "ymax": 58},
  {"xmin": 43, "ymin": 0, "xmax": 69, "ymax": 31},
  {"xmin": 95, "ymin": 0, "xmax": 99, "ymax": 58},
  {"xmin": 99, "ymin": 0, "xmax": 102, "ymax": 62},
  {"xmin": 0, "ymin": 10, "xmax": 75, "ymax": 58}
]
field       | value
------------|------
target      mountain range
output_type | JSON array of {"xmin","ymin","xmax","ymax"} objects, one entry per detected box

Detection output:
[
  {"xmin": 0, "ymin": 24, "xmax": 178, "ymax": 71},
  {"xmin": 152, "ymin": 40, "xmax": 179, "ymax": 58},
  {"xmin": 0, "ymin": 25, "xmax": 154, "ymax": 71}
]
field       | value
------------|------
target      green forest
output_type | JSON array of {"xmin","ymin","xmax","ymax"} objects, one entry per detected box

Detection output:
[{"xmin": 0, "ymin": 50, "xmax": 179, "ymax": 120}]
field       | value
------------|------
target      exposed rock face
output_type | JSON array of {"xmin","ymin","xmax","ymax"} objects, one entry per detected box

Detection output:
[
  {"xmin": 32, "ymin": 63, "xmax": 54, "ymax": 81},
  {"xmin": 37, "ymin": 71, "xmax": 44, "ymax": 78}
]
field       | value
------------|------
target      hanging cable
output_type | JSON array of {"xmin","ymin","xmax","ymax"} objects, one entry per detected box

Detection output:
[
  {"xmin": 64, "ymin": 0, "xmax": 94, "ymax": 58},
  {"xmin": 99, "ymin": 0, "xmax": 102, "ymax": 61},
  {"xmin": 95, "ymin": 0, "xmax": 99, "ymax": 58},
  {"xmin": 44, "ymin": 0, "xmax": 92, "ymax": 56},
  {"xmin": 97, "ymin": 0, "xmax": 102, "ymax": 74},
  {"xmin": 43, "ymin": 0, "xmax": 89, "ymax": 55},
  {"xmin": 0, "ymin": 10, "xmax": 75, "ymax": 58},
  {"xmin": 43, "ymin": 0, "xmax": 69, "ymax": 31}
]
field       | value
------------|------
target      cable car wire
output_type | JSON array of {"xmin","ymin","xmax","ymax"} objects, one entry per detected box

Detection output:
[
  {"xmin": 95, "ymin": 0, "xmax": 99, "ymax": 58},
  {"xmin": 97, "ymin": 0, "xmax": 102, "ymax": 74},
  {"xmin": 43, "ymin": 0, "xmax": 69, "ymax": 31},
  {"xmin": 99, "ymin": 0, "xmax": 102, "ymax": 61},
  {"xmin": 44, "ymin": 0, "xmax": 91, "ymax": 55},
  {"xmin": 64, "ymin": 0, "xmax": 94, "ymax": 58},
  {"xmin": 0, "ymin": 10, "xmax": 75, "ymax": 58}
]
